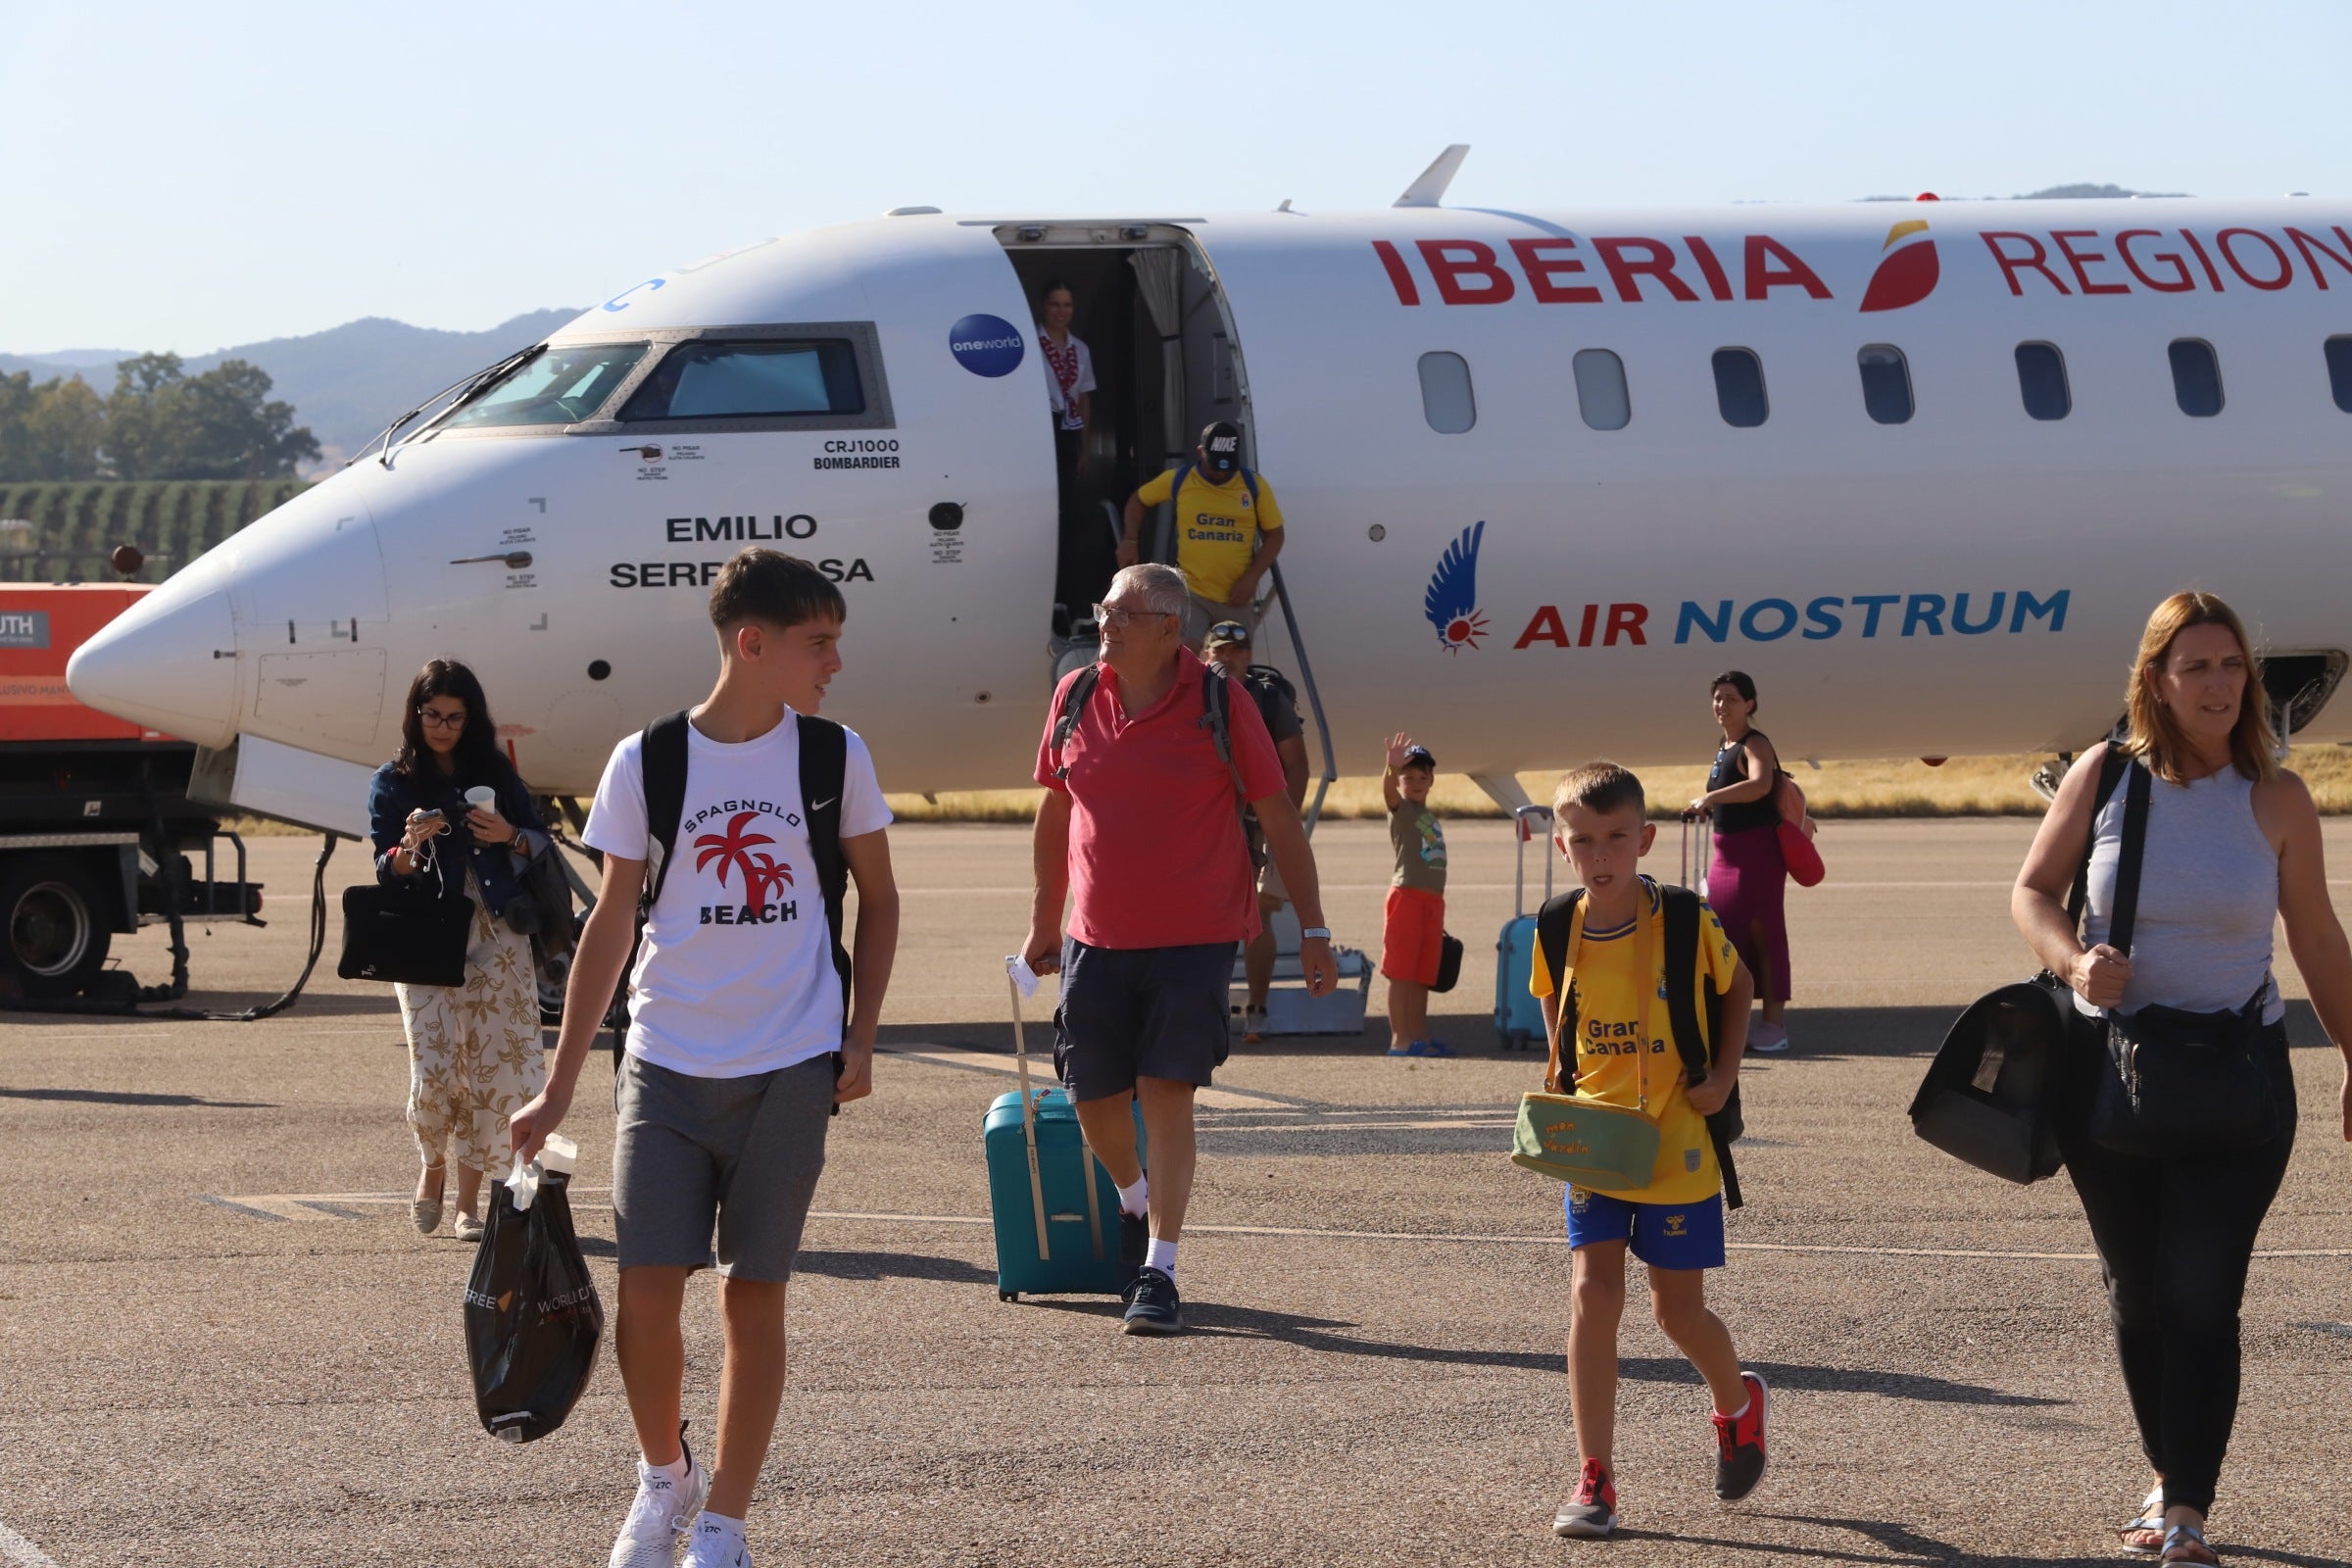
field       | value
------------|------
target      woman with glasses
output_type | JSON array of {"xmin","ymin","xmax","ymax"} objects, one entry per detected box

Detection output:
[{"xmin": 367, "ymin": 659, "xmax": 551, "ymax": 1241}]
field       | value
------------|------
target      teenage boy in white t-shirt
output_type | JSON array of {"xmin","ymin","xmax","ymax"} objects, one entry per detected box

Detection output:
[{"xmin": 511, "ymin": 548, "xmax": 900, "ymax": 1568}]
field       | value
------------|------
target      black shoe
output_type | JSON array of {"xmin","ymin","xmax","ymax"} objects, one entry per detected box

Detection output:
[
  {"xmin": 1712, "ymin": 1370, "xmax": 1769, "ymax": 1501},
  {"xmin": 1120, "ymin": 1266, "xmax": 1184, "ymax": 1335},
  {"xmin": 1117, "ymin": 1210, "xmax": 1148, "ymax": 1289}
]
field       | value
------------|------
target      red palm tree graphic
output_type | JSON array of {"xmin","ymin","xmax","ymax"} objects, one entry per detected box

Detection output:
[{"xmin": 694, "ymin": 811, "xmax": 795, "ymax": 911}]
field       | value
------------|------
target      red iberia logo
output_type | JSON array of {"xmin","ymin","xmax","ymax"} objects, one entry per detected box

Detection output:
[
  {"xmin": 1860, "ymin": 220, "xmax": 1940, "ymax": 313},
  {"xmin": 1424, "ymin": 521, "xmax": 1488, "ymax": 653}
]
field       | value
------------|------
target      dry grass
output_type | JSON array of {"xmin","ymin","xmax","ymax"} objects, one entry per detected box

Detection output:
[
  {"xmin": 885, "ymin": 748, "xmax": 2352, "ymax": 822},
  {"xmin": 218, "ymin": 749, "xmax": 2352, "ymax": 835}
]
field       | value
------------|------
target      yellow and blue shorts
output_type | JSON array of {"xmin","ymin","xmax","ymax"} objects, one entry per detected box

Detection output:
[{"xmin": 1565, "ymin": 1186, "xmax": 1726, "ymax": 1270}]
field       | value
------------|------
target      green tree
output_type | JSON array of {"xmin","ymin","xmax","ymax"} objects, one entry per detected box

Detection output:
[
  {"xmin": 0, "ymin": 370, "xmax": 106, "ymax": 481},
  {"xmin": 103, "ymin": 353, "xmax": 320, "ymax": 480}
]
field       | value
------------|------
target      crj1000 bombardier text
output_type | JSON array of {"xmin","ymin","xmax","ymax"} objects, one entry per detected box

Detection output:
[{"xmin": 66, "ymin": 152, "xmax": 2352, "ymax": 835}]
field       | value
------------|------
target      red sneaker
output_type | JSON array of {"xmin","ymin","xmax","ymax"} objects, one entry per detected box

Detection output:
[
  {"xmin": 1552, "ymin": 1457, "xmax": 1618, "ymax": 1539},
  {"xmin": 1713, "ymin": 1369, "xmax": 1770, "ymax": 1500}
]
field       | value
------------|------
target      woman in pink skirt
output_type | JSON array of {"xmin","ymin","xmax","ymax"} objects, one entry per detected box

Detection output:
[{"xmin": 1689, "ymin": 670, "xmax": 1791, "ymax": 1052}]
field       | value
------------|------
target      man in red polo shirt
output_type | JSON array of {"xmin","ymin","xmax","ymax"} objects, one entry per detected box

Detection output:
[{"xmin": 1023, "ymin": 563, "xmax": 1338, "ymax": 1335}]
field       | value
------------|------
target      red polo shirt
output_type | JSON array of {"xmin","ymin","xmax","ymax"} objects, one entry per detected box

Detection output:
[{"xmin": 1035, "ymin": 652, "xmax": 1288, "ymax": 950}]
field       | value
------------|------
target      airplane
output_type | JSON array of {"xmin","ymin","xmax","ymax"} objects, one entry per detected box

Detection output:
[{"xmin": 65, "ymin": 149, "xmax": 2352, "ymax": 840}]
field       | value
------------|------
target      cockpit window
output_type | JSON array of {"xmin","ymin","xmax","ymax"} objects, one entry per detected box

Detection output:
[
  {"xmin": 441, "ymin": 343, "xmax": 646, "ymax": 428},
  {"xmin": 620, "ymin": 340, "xmax": 864, "ymax": 420}
]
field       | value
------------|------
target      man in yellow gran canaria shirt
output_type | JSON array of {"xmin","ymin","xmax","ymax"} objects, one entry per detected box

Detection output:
[
  {"xmin": 1117, "ymin": 420, "xmax": 1286, "ymax": 648},
  {"xmin": 1530, "ymin": 760, "xmax": 1768, "ymax": 1543}
]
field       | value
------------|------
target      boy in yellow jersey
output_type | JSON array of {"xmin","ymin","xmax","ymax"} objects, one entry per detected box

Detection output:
[
  {"xmin": 1532, "ymin": 761, "xmax": 1766, "ymax": 1541},
  {"xmin": 1117, "ymin": 420, "xmax": 1286, "ymax": 646}
]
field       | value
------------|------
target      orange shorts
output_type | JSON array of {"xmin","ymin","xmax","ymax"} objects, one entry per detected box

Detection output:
[{"xmin": 1380, "ymin": 885, "xmax": 1446, "ymax": 987}]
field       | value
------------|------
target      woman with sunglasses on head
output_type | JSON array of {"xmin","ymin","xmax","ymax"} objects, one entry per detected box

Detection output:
[{"xmin": 367, "ymin": 659, "xmax": 551, "ymax": 1242}]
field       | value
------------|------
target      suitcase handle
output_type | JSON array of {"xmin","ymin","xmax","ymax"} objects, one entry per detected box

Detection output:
[{"xmin": 1511, "ymin": 805, "xmax": 1555, "ymax": 918}]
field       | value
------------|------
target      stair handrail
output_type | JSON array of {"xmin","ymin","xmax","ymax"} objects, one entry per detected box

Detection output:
[{"xmin": 1264, "ymin": 560, "xmax": 1337, "ymax": 836}]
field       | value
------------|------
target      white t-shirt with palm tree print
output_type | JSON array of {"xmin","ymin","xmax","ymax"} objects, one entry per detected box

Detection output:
[{"xmin": 585, "ymin": 713, "xmax": 891, "ymax": 1078}]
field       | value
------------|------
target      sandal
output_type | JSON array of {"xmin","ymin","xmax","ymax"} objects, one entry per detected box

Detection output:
[
  {"xmin": 2160, "ymin": 1523, "xmax": 2218, "ymax": 1565},
  {"xmin": 2119, "ymin": 1490, "xmax": 2164, "ymax": 1556},
  {"xmin": 411, "ymin": 1163, "xmax": 446, "ymax": 1236}
]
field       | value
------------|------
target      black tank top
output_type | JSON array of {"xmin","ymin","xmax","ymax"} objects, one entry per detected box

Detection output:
[{"xmin": 1708, "ymin": 732, "xmax": 1780, "ymax": 835}]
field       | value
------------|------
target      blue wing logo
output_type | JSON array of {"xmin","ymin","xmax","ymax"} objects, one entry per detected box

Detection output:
[{"xmin": 1423, "ymin": 520, "xmax": 1489, "ymax": 653}]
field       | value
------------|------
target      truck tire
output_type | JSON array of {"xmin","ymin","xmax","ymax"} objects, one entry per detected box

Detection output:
[{"xmin": 1, "ymin": 854, "xmax": 113, "ymax": 998}]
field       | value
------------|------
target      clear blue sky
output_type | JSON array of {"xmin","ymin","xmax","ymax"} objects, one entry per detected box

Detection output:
[{"xmin": 6, "ymin": 0, "xmax": 2345, "ymax": 355}]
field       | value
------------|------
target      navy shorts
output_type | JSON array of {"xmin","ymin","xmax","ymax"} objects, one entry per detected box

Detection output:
[
  {"xmin": 1054, "ymin": 937, "xmax": 1237, "ymax": 1102},
  {"xmin": 1566, "ymin": 1187, "xmax": 1727, "ymax": 1270}
]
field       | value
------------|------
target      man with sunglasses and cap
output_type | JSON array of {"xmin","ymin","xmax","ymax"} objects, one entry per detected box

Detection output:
[
  {"xmin": 1118, "ymin": 420, "xmax": 1287, "ymax": 648},
  {"xmin": 1203, "ymin": 619, "xmax": 1312, "ymax": 1043}
]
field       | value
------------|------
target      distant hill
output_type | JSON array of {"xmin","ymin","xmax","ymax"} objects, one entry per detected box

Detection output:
[{"xmin": 1, "ymin": 308, "xmax": 583, "ymax": 471}]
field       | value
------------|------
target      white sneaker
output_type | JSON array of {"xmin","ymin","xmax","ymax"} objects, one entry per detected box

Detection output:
[
  {"xmin": 610, "ymin": 1426, "xmax": 707, "ymax": 1568},
  {"xmin": 681, "ymin": 1519, "xmax": 752, "ymax": 1568},
  {"xmin": 1748, "ymin": 1020, "xmax": 1789, "ymax": 1054}
]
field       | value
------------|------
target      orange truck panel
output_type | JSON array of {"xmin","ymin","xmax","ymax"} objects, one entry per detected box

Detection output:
[{"xmin": 0, "ymin": 585, "xmax": 172, "ymax": 744}]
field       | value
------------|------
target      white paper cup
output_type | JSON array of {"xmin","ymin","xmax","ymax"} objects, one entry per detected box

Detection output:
[{"xmin": 464, "ymin": 786, "xmax": 497, "ymax": 811}]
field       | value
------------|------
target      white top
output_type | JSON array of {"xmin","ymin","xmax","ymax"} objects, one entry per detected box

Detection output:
[
  {"xmin": 2077, "ymin": 763, "xmax": 2282, "ymax": 1022},
  {"xmin": 1038, "ymin": 329, "xmax": 1095, "ymax": 429},
  {"xmin": 584, "ymin": 714, "xmax": 893, "ymax": 1078}
]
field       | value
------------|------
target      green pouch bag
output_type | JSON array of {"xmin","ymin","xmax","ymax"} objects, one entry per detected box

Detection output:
[{"xmin": 1510, "ymin": 1092, "xmax": 1662, "ymax": 1189}]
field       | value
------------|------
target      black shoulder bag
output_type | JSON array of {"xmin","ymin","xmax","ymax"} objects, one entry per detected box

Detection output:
[
  {"xmin": 1908, "ymin": 748, "xmax": 2130, "ymax": 1184},
  {"xmin": 2087, "ymin": 760, "xmax": 2294, "ymax": 1156}
]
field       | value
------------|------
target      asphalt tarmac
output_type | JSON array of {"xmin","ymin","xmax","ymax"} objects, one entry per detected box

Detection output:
[{"xmin": 2, "ymin": 817, "xmax": 2347, "ymax": 1568}]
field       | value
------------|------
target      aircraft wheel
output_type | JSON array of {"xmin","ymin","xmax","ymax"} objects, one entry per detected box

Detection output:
[{"xmin": 2, "ymin": 855, "xmax": 112, "ymax": 999}]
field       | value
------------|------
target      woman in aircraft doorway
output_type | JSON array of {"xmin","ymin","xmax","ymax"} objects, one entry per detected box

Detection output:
[
  {"xmin": 1689, "ymin": 670, "xmax": 1792, "ymax": 1052},
  {"xmin": 367, "ymin": 660, "xmax": 550, "ymax": 1242},
  {"xmin": 1041, "ymin": 279, "xmax": 1112, "ymax": 630}
]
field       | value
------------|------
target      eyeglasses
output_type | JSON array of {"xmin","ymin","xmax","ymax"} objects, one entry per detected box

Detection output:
[
  {"xmin": 1093, "ymin": 602, "xmax": 1176, "ymax": 630},
  {"xmin": 416, "ymin": 708, "xmax": 466, "ymax": 731}
]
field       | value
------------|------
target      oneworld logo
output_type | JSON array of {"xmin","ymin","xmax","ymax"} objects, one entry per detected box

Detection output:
[
  {"xmin": 1859, "ymin": 219, "xmax": 1940, "ymax": 313},
  {"xmin": 948, "ymin": 314, "xmax": 1025, "ymax": 377},
  {"xmin": 1423, "ymin": 521, "xmax": 1488, "ymax": 653}
]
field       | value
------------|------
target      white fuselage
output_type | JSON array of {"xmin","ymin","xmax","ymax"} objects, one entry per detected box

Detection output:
[{"xmin": 68, "ymin": 198, "xmax": 2352, "ymax": 833}]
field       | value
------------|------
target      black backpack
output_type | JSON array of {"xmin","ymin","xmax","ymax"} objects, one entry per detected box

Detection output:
[
  {"xmin": 608, "ymin": 710, "xmax": 853, "ymax": 1074},
  {"xmin": 1535, "ymin": 881, "xmax": 1746, "ymax": 1209}
]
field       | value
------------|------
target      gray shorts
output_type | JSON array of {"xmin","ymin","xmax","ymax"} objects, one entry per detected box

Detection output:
[{"xmin": 612, "ymin": 1052, "xmax": 833, "ymax": 1282}]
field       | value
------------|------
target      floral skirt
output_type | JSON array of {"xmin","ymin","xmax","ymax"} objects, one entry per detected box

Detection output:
[{"xmin": 393, "ymin": 872, "xmax": 545, "ymax": 1178}]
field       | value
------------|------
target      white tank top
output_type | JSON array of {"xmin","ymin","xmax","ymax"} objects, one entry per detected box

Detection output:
[{"xmin": 2077, "ymin": 763, "xmax": 2281, "ymax": 1021}]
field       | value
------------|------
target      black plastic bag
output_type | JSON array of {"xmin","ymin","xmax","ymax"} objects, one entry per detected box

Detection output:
[{"xmin": 465, "ymin": 1139, "xmax": 604, "ymax": 1442}]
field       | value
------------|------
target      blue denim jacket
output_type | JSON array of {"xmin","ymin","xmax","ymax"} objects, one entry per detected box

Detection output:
[{"xmin": 368, "ymin": 760, "xmax": 547, "ymax": 916}]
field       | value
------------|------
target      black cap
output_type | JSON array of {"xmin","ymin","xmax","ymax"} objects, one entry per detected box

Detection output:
[
  {"xmin": 1200, "ymin": 420, "xmax": 1244, "ymax": 474},
  {"xmin": 1401, "ymin": 744, "xmax": 1436, "ymax": 769}
]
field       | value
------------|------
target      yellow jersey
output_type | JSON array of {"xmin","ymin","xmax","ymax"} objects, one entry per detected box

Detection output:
[
  {"xmin": 1528, "ymin": 879, "xmax": 1740, "ymax": 1205},
  {"xmin": 1135, "ymin": 466, "xmax": 1285, "ymax": 606}
]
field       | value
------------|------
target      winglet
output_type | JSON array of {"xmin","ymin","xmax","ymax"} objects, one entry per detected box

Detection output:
[{"xmin": 1394, "ymin": 145, "xmax": 1471, "ymax": 209}]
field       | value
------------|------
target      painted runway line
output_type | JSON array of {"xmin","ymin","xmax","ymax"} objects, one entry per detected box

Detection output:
[
  {"xmin": 0, "ymin": 1520, "xmax": 63, "ymax": 1568},
  {"xmin": 882, "ymin": 1044, "xmax": 1294, "ymax": 1108},
  {"xmin": 191, "ymin": 1191, "xmax": 2352, "ymax": 1263}
]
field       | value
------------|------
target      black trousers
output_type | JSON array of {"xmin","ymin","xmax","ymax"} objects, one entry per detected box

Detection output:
[{"xmin": 2057, "ymin": 1020, "xmax": 2294, "ymax": 1516}]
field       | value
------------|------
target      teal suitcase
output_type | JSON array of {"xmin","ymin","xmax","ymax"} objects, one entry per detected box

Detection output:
[
  {"xmin": 1494, "ymin": 805, "xmax": 1554, "ymax": 1051},
  {"xmin": 982, "ymin": 1086, "xmax": 1146, "ymax": 1299}
]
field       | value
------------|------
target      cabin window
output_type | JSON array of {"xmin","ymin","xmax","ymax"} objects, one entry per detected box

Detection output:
[
  {"xmin": 2015, "ymin": 342, "xmax": 2071, "ymax": 421},
  {"xmin": 2168, "ymin": 338, "xmax": 2224, "ymax": 417},
  {"xmin": 2327, "ymin": 336, "xmax": 2352, "ymax": 414},
  {"xmin": 1711, "ymin": 348, "xmax": 1768, "ymax": 428},
  {"xmin": 621, "ymin": 340, "xmax": 864, "ymax": 419},
  {"xmin": 442, "ymin": 343, "xmax": 646, "ymax": 428},
  {"xmin": 1573, "ymin": 349, "xmax": 1631, "ymax": 430},
  {"xmin": 1418, "ymin": 352, "xmax": 1477, "ymax": 433},
  {"xmin": 1857, "ymin": 344, "xmax": 1913, "ymax": 425}
]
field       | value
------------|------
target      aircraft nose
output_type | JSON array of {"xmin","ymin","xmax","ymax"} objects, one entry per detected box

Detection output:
[{"xmin": 66, "ymin": 573, "xmax": 240, "ymax": 748}]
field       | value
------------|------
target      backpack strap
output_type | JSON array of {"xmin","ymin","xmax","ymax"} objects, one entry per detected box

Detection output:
[
  {"xmin": 640, "ymin": 710, "xmax": 692, "ymax": 909},
  {"xmin": 796, "ymin": 713, "xmax": 853, "ymax": 1016},
  {"xmin": 1534, "ymin": 889, "xmax": 1586, "ymax": 1094},
  {"xmin": 2066, "ymin": 745, "xmax": 2135, "ymax": 931},
  {"xmin": 1662, "ymin": 882, "xmax": 1744, "ymax": 1211},
  {"xmin": 1048, "ymin": 665, "xmax": 1101, "ymax": 781},
  {"xmin": 1241, "ymin": 467, "xmax": 1259, "ymax": 505},
  {"xmin": 1198, "ymin": 662, "xmax": 1250, "ymax": 805},
  {"xmin": 2106, "ymin": 757, "xmax": 2152, "ymax": 959}
]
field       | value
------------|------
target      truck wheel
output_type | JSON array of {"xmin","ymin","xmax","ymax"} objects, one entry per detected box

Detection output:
[{"xmin": 2, "ymin": 855, "xmax": 113, "ymax": 998}]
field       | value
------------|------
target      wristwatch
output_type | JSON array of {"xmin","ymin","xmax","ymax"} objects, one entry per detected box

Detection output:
[{"xmin": 1300, "ymin": 926, "xmax": 1332, "ymax": 942}]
